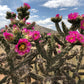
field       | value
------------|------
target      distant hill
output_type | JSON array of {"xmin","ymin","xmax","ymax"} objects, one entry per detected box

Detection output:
[
  {"xmin": 0, "ymin": 24, "xmax": 57, "ymax": 34},
  {"xmin": 0, "ymin": 27, "xmax": 5, "ymax": 30},
  {"xmin": 34, "ymin": 24, "xmax": 57, "ymax": 34}
]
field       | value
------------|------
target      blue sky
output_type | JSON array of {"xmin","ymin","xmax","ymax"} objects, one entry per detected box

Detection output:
[{"xmin": 0, "ymin": 0, "xmax": 84, "ymax": 30}]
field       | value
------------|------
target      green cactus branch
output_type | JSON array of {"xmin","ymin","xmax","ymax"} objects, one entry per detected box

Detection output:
[
  {"xmin": 61, "ymin": 21, "xmax": 69, "ymax": 35},
  {"xmin": 0, "ymin": 35, "xmax": 10, "ymax": 53},
  {"xmin": 70, "ymin": 23, "xmax": 80, "ymax": 31},
  {"xmin": 53, "ymin": 34, "xmax": 65, "ymax": 47},
  {"xmin": 55, "ymin": 23, "xmax": 64, "ymax": 36},
  {"xmin": 15, "ymin": 50, "xmax": 39, "ymax": 70},
  {"xmin": 48, "ymin": 44, "xmax": 74, "ymax": 72},
  {"xmin": 29, "ymin": 72, "xmax": 44, "ymax": 81}
]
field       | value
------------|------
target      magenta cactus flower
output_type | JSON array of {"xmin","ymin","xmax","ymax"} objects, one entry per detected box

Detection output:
[
  {"xmin": 15, "ymin": 39, "xmax": 31, "ymax": 56},
  {"xmin": 57, "ymin": 44, "xmax": 61, "ymax": 49},
  {"xmin": 26, "ymin": 22, "xmax": 34, "ymax": 30},
  {"xmin": 80, "ymin": 20, "xmax": 84, "ymax": 30},
  {"xmin": 5, "ymin": 25, "xmax": 8, "ymax": 29},
  {"xmin": 13, "ymin": 25, "xmax": 20, "ymax": 34},
  {"xmin": 68, "ymin": 12, "xmax": 78, "ymax": 20},
  {"xmin": 69, "ymin": 31, "xmax": 79, "ymax": 35},
  {"xmin": 81, "ymin": 14, "xmax": 84, "ymax": 18},
  {"xmin": 3, "ymin": 32, "xmax": 15, "ymax": 42},
  {"xmin": 22, "ymin": 28, "xmax": 31, "ymax": 35},
  {"xmin": 32, "ymin": 31, "xmax": 41, "ymax": 40},
  {"xmin": 24, "ymin": 3, "xmax": 31, "ymax": 9},
  {"xmin": 26, "ymin": 22, "xmax": 31, "ymax": 25},
  {"xmin": 32, "ymin": 27, "xmax": 34, "ymax": 30},
  {"xmin": 39, "ymin": 40, "xmax": 44, "ymax": 43},
  {"xmin": 24, "ymin": 32, "xmax": 33, "ymax": 41},
  {"xmin": 69, "ymin": 31, "xmax": 80, "ymax": 39},
  {"xmin": 47, "ymin": 33, "xmax": 51, "ymax": 36},
  {"xmin": 13, "ymin": 24, "xmax": 16, "ymax": 28},
  {"xmin": 1, "ymin": 29, "xmax": 5, "ymax": 33},
  {"xmin": 77, "ymin": 34, "xmax": 84, "ymax": 43},
  {"xmin": 11, "ymin": 12, "xmax": 14, "ymax": 14},
  {"xmin": 58, "ymin": 50, "xmax": 61, "ymax": 53},
  {"xmin": 23, "ymin": 18, "xmax": 26, "ymax": 23},
  {"xmin": 56, "ymin": 14, "xmax": 59, "ymax": 18},
  {"xmin": 66, "ymin": 35, "xmax": 77, "ymax": 43}
]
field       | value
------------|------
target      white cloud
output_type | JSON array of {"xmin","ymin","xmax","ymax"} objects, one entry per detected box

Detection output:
[
  {"xmin": 21, "ymin": 0, "xmax": 46, "ymax": 2},
  {"xmin": 0, "ymin": 5, "xmax": 11, "ymax": 28},
  {"xmin": 42, "ymin": 0, "xmax": 79, "ymax": 8},
  {"xmin": 36, "ymin": 18, "xmax": 51, "ymax": 24},
  {"xmin": 27, "ymin": 16, "xmax": 55, "ymax": 30},
  {"xmin": 72, "ymin": 7, "xmax": 78, "ymax": 10},
  {"xmin": 27, "ymin": 15, "xmax": 39, "ymax": 23},
  {"xmin": 59, "ymin": 8, "xmax": 67, "ymax": 11},
  {"xmin": 30, "ymin": 9, "xmax": 38, "ymax": 13},
  {"xmin": 62, "ymin": 19, "xmax": 71, "ymax": 28},
  {"xmin": 36, "ymin": 18, "xmax": 55, "ymax": 30},
  {"xmin": 30, "ymin": 15, "xmax": 39, "ymax": 18}
]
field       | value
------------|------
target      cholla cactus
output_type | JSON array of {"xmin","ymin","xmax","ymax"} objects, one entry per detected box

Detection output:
[{"xmin": 0, "ymin": 3, "xmax": 84, "ymax": 84}]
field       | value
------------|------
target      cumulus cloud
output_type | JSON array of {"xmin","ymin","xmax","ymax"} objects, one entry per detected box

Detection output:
[
  {"xmin": 61, "ymin": 18, "xmax": 71, "ymax": 28},
  {"xmin": 71, "ymin": 7, "xmax": 78, "ymax": 10},
  {"xmin": 27, "ymin": 15, "xmax": 39, "ymax": 22},
  {"xmin": 30, "ymin": 9, "xmax": 38, "ymax": 13},
  {"xmin": 21, "ymin": 0, "xmax": 46, "ymax": 3},
  {"xmin": 59, "ymin": 8, "xmax": 67, "ymax": 11},
  {"xmin": 35, "ymin": 17, "xmax": 71, "ymax": 30},
  {"xmin": 42, "ymin": 0, "xmax": 79, "ymax": 8},
  {"xmin": 0, "ymin": 5, "xmax": 11, "ymax": 28},
  {"xmin": 36, "ymin": 18, "xmax": 55, "ymax": 30},
  {"xmin": 27, "ymin": 16, "xmax": 55, "ymax": 30},
  {"xmin": 30, "ymin": 15, "xmax": 39, "ymax": 18}
]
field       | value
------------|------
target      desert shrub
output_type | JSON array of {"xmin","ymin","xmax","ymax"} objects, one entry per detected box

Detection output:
[{"xmin": 0, "ymin": 3, "xmax": 84, "ymax": 84}]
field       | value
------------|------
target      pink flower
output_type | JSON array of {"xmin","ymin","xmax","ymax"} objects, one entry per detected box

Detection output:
[
  {"xmin": 13, "ymin": 25, "xmax": 20, "ymax": 34},
  {"xmin": 56, "ymin": 14, "xmax": 59, "ymax": 18},
  {"xmin": 15, "ymin": 39, "xmax": 31, "ymax": 56},
  {"xmin": 13, "ymin": 24, "xmax": 17, "ymax": 28},
  {"xmin": 77, "ymin": 34, "xmax": 84, "ymax": 43},
  {"xmin": 24, "ymin": 32, "xmax": 33, "ymax": 41},
  {"xmin": 32, "ymin": 27, "xmax": 34, "ymax": 30},
  {"xmin": 22, "ymin": 28, "xmax": 31, "ymax": 35},
  {"xmin": 68, "ymin": 12, "xmax": 78, "ymax": 20},
  {"xmin": 23, "ymin": 18, "xmax": 26, "ymax": 23},
  {"xmin": 11, "ymin": 12, "xmax": 14, "ymax": 14},
  {"xmin": 66, "ymin": 35, "xmax": 77, "ymax": 43},
  {"xmin": 26, "ymin": 22, "xmax": 31, "ymax": 25},
  {"xmin": 69, "ymin": 31, "xmax": 80, "ymax": 39},
  {"xmin": 39, "ymin": 40, "xmax": 44, "ymax": 43},
  {"xmin": 58, "ymin": 50, "xmax": 61, "ymax": 53},
  {"xmin": 26, "ymin": 22, "xmax": 34, "ymax": 30},
  {"xmin": 3, "ymin": 32, "xmax": 14, "ymax": 42},
  {"xmin": 10, "ymin": 18, "xmax": 14, "ymax": 21},
  {"xmin": 47, "ymin": 33, "xmax": 51, "ymax": 36},
  {"xmin": 32, "ymin": 31, "xmax": 41, "ymax": 40},
  {"xmin": 5, "ymin": 25, "xmax": 8, "ymax": 29},
  {"xmin": 69, "ymin": 31, "xmax": 79, "ymax": 35},
  {"xmin": 24, "ymin": 3, "xmax": 31, "ymax": 9},
  {"xmin": 81, "ymin": 14, "xmax": 84, "ymax": 18},
  {"xmin": 80, "ymin": 20, "xmax": 84, "ymax": 30},
  {"xmin": 57, "ymin": 44, "xmax": 61, "ymax": 49},
  {"xmin": 1, "ymin": 29, "xmax": 5, "ymax": 32}
]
